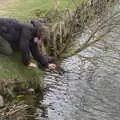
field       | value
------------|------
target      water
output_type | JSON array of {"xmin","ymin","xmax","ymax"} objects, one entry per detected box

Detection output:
[{"xmin": 35, "ymin": 4, "xmax": 120, "ymax": 120}]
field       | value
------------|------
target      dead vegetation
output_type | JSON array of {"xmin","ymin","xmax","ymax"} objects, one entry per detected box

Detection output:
[
  {"xmin": 39, "ymin": 0, "xmax": 116, "ymax": 59},
  {"xmin": 0, "ymin": 101, "xmax": 30, "ymax": 120}
]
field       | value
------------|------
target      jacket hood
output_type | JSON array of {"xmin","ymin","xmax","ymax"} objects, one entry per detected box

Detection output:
[{"xmin": 31, "ymin": 20, "xmax": 42, "ymax": 34}]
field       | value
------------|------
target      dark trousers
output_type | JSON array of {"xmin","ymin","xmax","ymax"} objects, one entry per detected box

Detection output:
[{"xmin": 0, "ymin": 36, "xmax": 13, "ymax": 55}]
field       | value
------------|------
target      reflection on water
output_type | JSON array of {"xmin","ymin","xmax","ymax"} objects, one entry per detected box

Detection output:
[{"xmin": 36, "ymin": 4, "xmax": 120, "ymax": 120}]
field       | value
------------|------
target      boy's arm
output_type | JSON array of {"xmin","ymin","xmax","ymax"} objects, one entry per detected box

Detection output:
[
  {"xmin": 19, "ymin": 27, "xmax": 31, "ymax": 65},
  {"xmin": 30, "ymin": 40, "xmax": 48, "ymax": 67}
]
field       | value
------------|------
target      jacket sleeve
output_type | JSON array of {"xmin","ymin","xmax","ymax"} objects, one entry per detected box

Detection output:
[
  {"xmin": 19, "ymin": 27, "xmax": 31, "ymax": 65},
  {"xmin": 30, "ymin": 41, "xmax": 48, "ymax": 67}
]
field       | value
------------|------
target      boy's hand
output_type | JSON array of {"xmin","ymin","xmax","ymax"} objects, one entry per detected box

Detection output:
[
  {"xmin": 28, "ymin": 62, "xmax": 37, "ymax": 68},
  {"xmin": 48, "ymin": 63, "xmax": 57, "ymax": 70}
]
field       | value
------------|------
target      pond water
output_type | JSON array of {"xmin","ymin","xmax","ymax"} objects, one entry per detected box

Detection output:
[{"xmin": 34, "ymin": 3, "xmax": 120, "ymax": 120}]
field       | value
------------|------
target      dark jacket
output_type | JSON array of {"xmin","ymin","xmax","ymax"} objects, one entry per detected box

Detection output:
[{"xmin": 0, "ymin": 18, "xmax": 48, "ymax": 67}]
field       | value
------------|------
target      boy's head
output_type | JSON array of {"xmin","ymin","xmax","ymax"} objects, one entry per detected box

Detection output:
[{"xmin": 31, "ymin": 20, "xmax": 50, "ymax": 46}]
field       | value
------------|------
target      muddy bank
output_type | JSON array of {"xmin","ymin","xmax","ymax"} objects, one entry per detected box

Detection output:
[
  {"xmin": 0, "ymin": 52, "xmax": 44, "ymax": 116},
  {"xmin": 0, "ymin": 75, "xmax": 44, "ymax": 119}
]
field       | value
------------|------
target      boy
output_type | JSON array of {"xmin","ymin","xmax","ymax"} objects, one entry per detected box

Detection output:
[{"xmin": 0, "ymin": 18, "xmax": 56, "ymax": 70}]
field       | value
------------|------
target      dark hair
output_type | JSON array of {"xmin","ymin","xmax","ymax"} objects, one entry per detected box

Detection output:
[
  {"xmin": 31, "ymin": 20, "xmax": 42, "ymax": 33},
  {"xmin": 31, "ymin": 20, "xmax": 50, "ymax": 45}
]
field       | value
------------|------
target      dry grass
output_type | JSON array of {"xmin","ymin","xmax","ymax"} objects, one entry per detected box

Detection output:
[{"xmin": 42, "ymin": 0, "xmax": 115, "ymax": 59}]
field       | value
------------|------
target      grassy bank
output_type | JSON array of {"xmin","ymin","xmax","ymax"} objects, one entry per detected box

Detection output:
[
  {"xmin": 0, "ymin": 53, "xmax": 44, "ymax": 88},
  {"xmin": 0, "ymin": 0, "xmax": 75, "ymax": 88},
  {"xmin": 0, "ymin": 0, "xmax": 76, "ymax": 99},
  {"xmin": 0, "ymin": 0, "xmax": 58, "ymax": 95},
  {"xmin": 0, "ymin": 0, "xmax": 75, "ymax": 21}
]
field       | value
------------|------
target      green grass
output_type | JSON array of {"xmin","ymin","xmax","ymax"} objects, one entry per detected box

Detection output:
[
  {"xmin": 0, "ymin": 53, "xmax": 44, "ymax": 88},
  {"xmin": 0, "ymin": 0, "xmax": 75, "ymax": 21}
]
